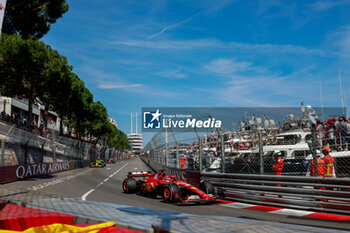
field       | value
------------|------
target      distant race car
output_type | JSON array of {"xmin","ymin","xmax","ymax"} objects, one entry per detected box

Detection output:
[
  {"xmin": 107, "ymin": 158, "xmax": 116, "ymax": 164},
  {"xmin": 89, "ymin": 160, "xmax": 106, "ymax": 168},
  {"xmin": 122, "ymin": 170, "xmax": 224, "ymax": 203}
]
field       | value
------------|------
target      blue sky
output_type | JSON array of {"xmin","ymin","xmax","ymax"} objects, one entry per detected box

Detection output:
[{"xmin": 42, "ymin": 0, "xmax": 350, "ymax": 144}]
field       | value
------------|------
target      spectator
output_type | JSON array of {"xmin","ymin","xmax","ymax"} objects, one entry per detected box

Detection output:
[
  {"xmin": 347, "ymin": 118, "xmax": 350, "ymax": 141},
  {"xmin": 325, "ymin": 119, "xmax": 336, "ymax": 151},
  {"xmin": 29, "ymin": 120, "xmax": 36, "ymax": 132},
  {"xmin": 5, "ymin": 114, "xmax": 10, "ymax": 122},
  {"xmin": 0, "ymin": 111, "xmax": 5, "ymax": 120},
  {"xmin": 316, "ymin": 120, "xmax": 324, "ymax": 150},
  {"xmin": 338, "ymin": 117, "xmax": 348, "ymax": 149}
]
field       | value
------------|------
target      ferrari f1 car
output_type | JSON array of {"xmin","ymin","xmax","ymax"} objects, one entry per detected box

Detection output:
[{"xmin": 122, "ymin": 170, "xmax": 223, "ymax": 203}]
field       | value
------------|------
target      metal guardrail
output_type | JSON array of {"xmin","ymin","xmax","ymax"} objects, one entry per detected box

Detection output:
[
  {"xmin": 142, "ymin": 153, "xmax": 350, "ymax": 215},
  {"xmin": 201, "ymin": 172, "xmax": 350, "ymax": 215}
]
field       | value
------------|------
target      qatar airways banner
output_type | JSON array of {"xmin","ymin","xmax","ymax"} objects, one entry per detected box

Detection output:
[
  {"xmin": 0, "ymin": 0, "xmax": 7, "ymax": 37},
  {"xmin": 0, "ymin": 161, "xmax": 75, "ymax": 184}
]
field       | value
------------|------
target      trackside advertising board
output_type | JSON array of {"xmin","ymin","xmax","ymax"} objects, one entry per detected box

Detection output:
[{"xmin": 0, "ymin": 161, "xmax": 75, "ymax": 184}]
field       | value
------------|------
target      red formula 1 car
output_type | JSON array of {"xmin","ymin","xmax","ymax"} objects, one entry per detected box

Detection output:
[{"xmin": 122, "ymin": 170, "xmax": 223, "ymax": 203}]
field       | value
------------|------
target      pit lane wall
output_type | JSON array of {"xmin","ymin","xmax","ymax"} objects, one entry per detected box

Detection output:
[{"xmin": 142, "ymin": 156, "xmax": 200, "ymax": 186}]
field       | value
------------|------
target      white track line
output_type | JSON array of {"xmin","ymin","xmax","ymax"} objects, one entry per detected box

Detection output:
[
  {"xmin": 81, "ymin": 189, "xmax": 95, "ymax": 201},
  {"xmin": 81, "ymin": 163, "xmax": 129, "ymax": 201}
]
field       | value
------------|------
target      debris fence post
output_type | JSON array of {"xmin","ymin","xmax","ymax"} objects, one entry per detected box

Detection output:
[{"xmin": 259, "ymin": 131, "xmax": 264, "ymax": 175}]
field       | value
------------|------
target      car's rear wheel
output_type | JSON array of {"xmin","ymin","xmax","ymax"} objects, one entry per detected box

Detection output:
[
  {"xmin": 163, "ymin": 184, "xmax": 180, "ymax": 202},
  {"xmin": 123, "ymin": 178, "xmax": 137, "ymax": 193},
  {"xmin": 199, "ymin": 181, "xmax": 214, "ymax": 195}
]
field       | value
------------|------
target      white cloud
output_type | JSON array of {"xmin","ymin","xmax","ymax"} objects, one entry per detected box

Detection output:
[
  {"xmin": 97, "ymin": 84, "xmax": 144, "ymax": 89},
  {"xmin": 307, "ymin": 0, "xmax": 350, "ymax": 12},
  {"xmin": 111, "ymin": 39, "xmax": 218, "ymax": 49},
  {"xmin": 200, "ymin": 58, "xmax": 319, "ymax": 106},
  {"xmin": 255, "ymin": 0, "xmax": 283, "ymax": 15},
  {"xmin": 154, "ymin": 70, "xmax": 187, "ymax": 79},
  {"xmin": 213, "ymin": 73, "xmax": 316, "ymax": 107},
  {"xmin": 204, "ymin": 58, "xmax": 252, "ymax": 75},
  {"xmin": 326, "ymin": 25, "xmax": 350, "ymax": 63},
  {"xmin": 110, "ymin": 38, "xmax": 326, "ymax": 56},
  {"xmin": 336, "ymin": 26, "xmax": 350, "ymax": 55}
]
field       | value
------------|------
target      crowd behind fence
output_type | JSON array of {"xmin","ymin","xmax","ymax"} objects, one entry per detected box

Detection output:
[{"xmin": 144, "ymin": 117, "xmax": 350, "ymax": 179}]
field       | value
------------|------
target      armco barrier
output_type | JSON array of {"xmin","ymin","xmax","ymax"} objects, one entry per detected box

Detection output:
[
  {"xmin": 0, "ymin": 161, "xmax": 76, "ymax": 184},
  {"xmin": 201, "ymin": 172, "xmax": 350, "ymax": 215},
  {"xmin": 143, "ymin": 157, "xmax": 350, "ymax": 216}
]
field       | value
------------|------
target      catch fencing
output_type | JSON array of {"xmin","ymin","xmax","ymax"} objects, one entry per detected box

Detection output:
[
  {"xmin": 0, "ymin": 121, "xmax": 126, "ymax": 167},
  {"xmin": 143, "ymin": 112, "xmax": 350, "ymax": 214},
  {"xmin": 144, "ymin": 123, "xmax": 350, "ymax": 179}
]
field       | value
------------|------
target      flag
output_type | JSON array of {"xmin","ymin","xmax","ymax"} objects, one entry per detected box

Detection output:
[{"xmin": 0, "ymin": 0, "xmax": 7, "ymax": 38}]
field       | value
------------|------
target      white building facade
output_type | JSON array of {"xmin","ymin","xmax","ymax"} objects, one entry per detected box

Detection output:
[{"xmin": 127, "ymin": 133, "xmax": 143, "ymax": 154}]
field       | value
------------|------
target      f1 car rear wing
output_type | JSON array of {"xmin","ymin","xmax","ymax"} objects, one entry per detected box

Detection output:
[{"xmin": 127, "ymin": 171, "xmax": 153, "ymax": 178}]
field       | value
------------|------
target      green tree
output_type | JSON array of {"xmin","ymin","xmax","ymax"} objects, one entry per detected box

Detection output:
[
  {"xmin": 41, "ymin": 55, "xmax": 72, "ymax": 135},
  {"xmin": 87, "ymin": 101, "xmax": 109, "ymax": 137},
  {"xmin": 0, "ymin": 34, "xmax": 25, "ymax": 96},
  {"xmin": 0, "ymin": 35, "xmax": 131, "ymax": 150},
  {"xmin": 0, "ymin": 34, "xmax": 51, "ymax": 123},
  {"xmin": 105, "ymin": 122, "xmax": 130, "ymax": 150},
  {"xmin": 68, "ymin": 79, "xmax": 93, "ymax": 139},
  {"xmin": 37, "ymin": 48, "xmax": 68, "ymax": 132},
  {"xmin": 3, "ymin": 0, "xmax": 69, "ymax": 38}
]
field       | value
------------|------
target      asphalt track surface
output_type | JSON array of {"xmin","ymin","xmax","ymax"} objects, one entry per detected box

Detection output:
[{"xmin": 2, "ymin": 158, "xmax": 350, "ymax": 231}]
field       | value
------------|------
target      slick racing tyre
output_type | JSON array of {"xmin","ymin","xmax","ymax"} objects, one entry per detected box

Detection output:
[
  {"xmin": 199, "ymin": 181, "xmax": 215, "ymax": 195},
  {"xmin": 163, "ymin": 184, "xmax": 180, "ymax": 203},
  {"xmin": 123, "ymin": 178, "xmax": 137, "ymax": 193}
]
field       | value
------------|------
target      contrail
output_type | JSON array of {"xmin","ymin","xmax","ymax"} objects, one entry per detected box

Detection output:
[{"xmin": 146, "ymin": 12, "xmax": 202, "ymax": 40}]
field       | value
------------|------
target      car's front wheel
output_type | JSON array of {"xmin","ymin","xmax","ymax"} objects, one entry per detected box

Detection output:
[{"xmin": 163, "ymin": 184, "xmax": 180, "ymax": 202}]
